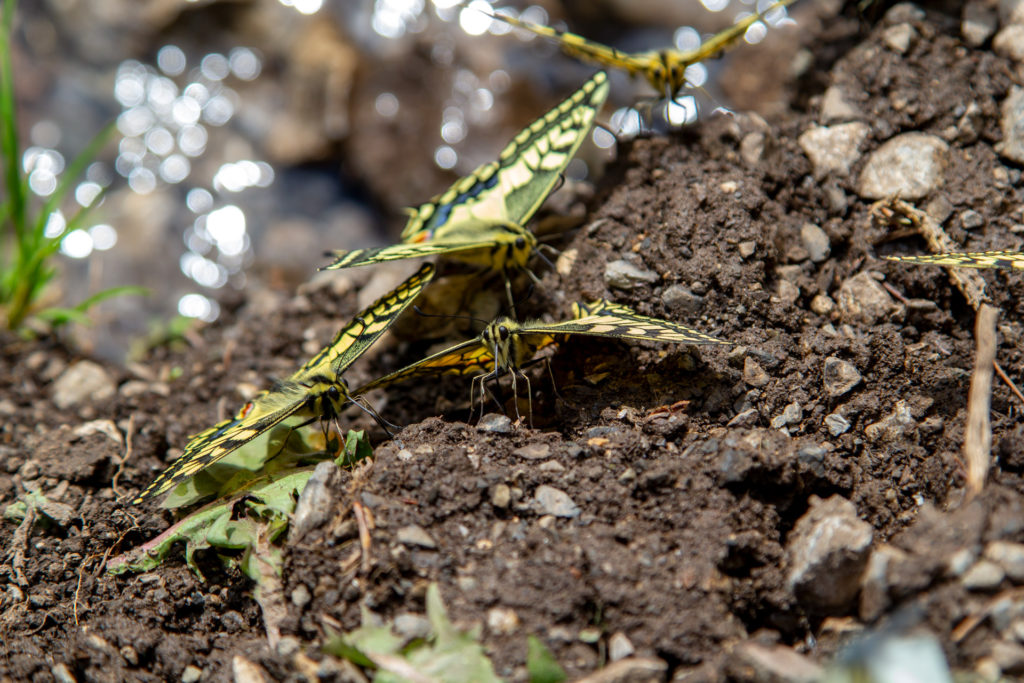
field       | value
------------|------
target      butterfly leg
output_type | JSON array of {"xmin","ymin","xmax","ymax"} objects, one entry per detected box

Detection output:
[
  {"xmin": 351, "ymin": 394, "xmax": 399, "ymax": 438},
  {"xmin": 503, "ymin": 268, "xmax": 518, "ymax": 318}
]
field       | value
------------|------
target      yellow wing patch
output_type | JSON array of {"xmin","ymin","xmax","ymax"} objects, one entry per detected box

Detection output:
[
  {"xmin": 133, "ymin": 264, "xmax": 435, "ymax": 503},
  {"xmin": 886, "ymin": 250, "xmax": 1024, "ymax": 270}
]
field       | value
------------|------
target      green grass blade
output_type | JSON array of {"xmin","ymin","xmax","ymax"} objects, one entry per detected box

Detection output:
[{"xmin": 0, "ymin": 0, "xmax": 25, "ymax": 242}]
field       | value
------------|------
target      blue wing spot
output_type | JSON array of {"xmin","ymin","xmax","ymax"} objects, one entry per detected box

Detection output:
[{"xmin": 431, "ymin": 174, "xmax": 499, "ymax": 232}]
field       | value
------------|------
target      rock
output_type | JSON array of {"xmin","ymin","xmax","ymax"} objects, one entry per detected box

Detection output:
[
  {"xmin": 798, "ymin": 122, "xmax": 869, "ymax": 179},
  {"xmin": 836, "ymin": 272, "xmax": 901, "ymax": 326},
  {"xmin": 821, "ymin": 85, "xmax": 862, "ymax": 123},
  {"xmin": 963, "ymin": 560, "xmax": 1006, "ymax": 591},
  {"xmin": 946, "ymin": 548, "xmax": 977, "ymax": 577},
  {"xmin": 661, "ymin": 284, "xmax": 704, "ymax": 316},
  {"xmin": 810, "ymin": 294, "xmax": 834, "ymax": 316},
  {"xmin": 857, "ymin": 133, "xmax": 950, "ymax": 200},
  {"xmin": 513, "ymin": 443, "xmax": 551, "ymax": 460},
  {"xmin": 608, "ymin": 632, "xmax": 636, "ymax": 662},
  {"xmin": 394, "ymin": 613, "xmax": 431, "ymax": 640},
  {"xmin": 992, "ymin": 641, "xmax": 1024, "ymax": 675},
  {"xmin": 775, "ymin": 279, "xmax": 800, "ymax": 305},
  {"xmin": 864, "ymin": 400, "xmax": 917, "ymax": 443},
  {"xmin": 572, "ymin": 657, "xmax": 667, "ymax": 683},
  {"xmin": 786, "ymin": 494, "xmax": 873, "ymax": 612},
  {"xmin": 727, "ymin": 642, "xmax": 823, "ymax": 683},
  {"xmin": 396, "ymin": 525, "xmax": 437, "ymax": 549},
  {"xmin": 51, "ymin": 663, "xmax": 77, "ymax": 683},
  {"xmin": 859, "ymin": 544, "xmax": 907, "ymax": 621},
  {"xmin": 962, "ymin": 2, "xmax": 996, "ymax": 46},
  {"xmin": 534, "ymin": 485, "xmax": 580, "ymax": 518},
  {"xmin": 743, "ymin": 358, "xmax": 770, "ymax": 388},
  {"xmin": 823, "ymin": 357, "xmax": 862, "ymax": 398},
  {"xmin": 232, "ymin": 655, "xmax": 268, "ymax": 683},
  {"xmin": 985, "ymin": 541, "xmax": 1024, "ymax": 582},
  {"xmin": 771, "ymin": 401, "xmax": 802, "ymax": 430},
  {"xmin": 605, "ymin": 260, "xmax": 658, "ymax": 289},
  {"xmin": 491, "ymin": 484, "xmax": 511, "ymax": 509},
  {"xmin": 825, "ymin": 413, "xmax": 852, "ymax": 436},
  {"xmin": 290, "ymin": 584, "xmax": 311, "ymax": 608},
  {"xmin": 486, "ymin": 607, "xmax": 520, "ymax": 635},
  {"xmin": 738, "ymin": 240, "xmax": 757, "ymax": 259},
  {"xmin": 801, "ymin": 223, "xmax": 831, "ymax": 263},
  {"xmin": 73, "ymin": 419, "xmax": 123, "ymax": 445},
  {"xmin": 1000, "ymin": 0, "xmax": 1024, "ymax": 25},
  {"xmin": 961, "ymin": 209, "xmax": 985, "ymax": 229},
  {"xmin": 995, "ymin": 24, "xmax": 1024, "ymax": 61},
  {"xmin": 728, "ymin": 408, "xmax": 760, "ymax": 428},
  {"xmin": 275, "ymin": 636, "xmax": 301, "ymax": 658},
  {"xmin": 291, "ymin": 461, "xmax": 343, "ymax": 542},
  {"xmin": 477, "ymin": 413, "xmax": 512, "ymax": 433},
  {"xmin": 52, "ymin": 361, "xmax": 115, "ymax": 410},
  {"xmin": 882, "ymin": 23, "xmax": 917, "ymax": 53},
  {"xmin": 998, "ymin": 86, "xmax": 1024, "ymax": 164}
]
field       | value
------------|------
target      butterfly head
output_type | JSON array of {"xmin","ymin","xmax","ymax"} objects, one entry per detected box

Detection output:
[{"xmin": 482, "ymin": 318, "xmax": 517, "ymax": 372}]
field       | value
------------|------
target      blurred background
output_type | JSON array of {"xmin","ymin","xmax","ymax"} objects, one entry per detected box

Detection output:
[{"xmin": 5, "ymin": 0, "xmax": 801, "ymax": 361}]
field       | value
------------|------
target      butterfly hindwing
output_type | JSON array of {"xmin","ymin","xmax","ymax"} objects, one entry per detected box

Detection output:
[
  {"xmin": 133, "ymin": 263, "xmax": 435, "ymax": 503},
  {"xmin": 886, "ymin": 250, "xmax": 1024, "ymax": 270}
]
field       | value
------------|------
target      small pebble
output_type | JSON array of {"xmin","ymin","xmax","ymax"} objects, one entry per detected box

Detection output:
[
  {"xmin": 962, "ymin": 560, "xmax": 1005, "ymax": 591},
  {"xmin": 995, "ymin": 24, "xmax": 1024, "ymax": 62},
  {"xmin": 820, "ymin": 85, "xmax": 862, "ymax": 123},
  {"xmin": 771, "ymin": 401, "xmax": 802, "ymax": 430},
  {"xmin": 513, "ymin": 443, "xmax": 551, "ymax": 460},
  {"xmin": 865, "ymin": 401, "xmax": 917, "ymax": 443},
  {"xmin": 882, "ymin": 23, "xmax": 916, "ymax": 53},
  {"xmin": 824, "ymin": 413, "xmax": 851, "ymax": 436},
  {"xmin": 836, "ymin": 272, "xmax": 901, "ymax": 326},
  {"xmin": 823, "ymin": 357, "xmax": 862, "ymax": 398},
  {"xmin": 291, "ymin": 584, "xmax": 311, "ymax": 608},
  {"xmin": 801, "ymin": 223, "xmax": 831, "ymax": 263},
  {"xmin": 858, "ymin": 133, "xmax": 950, "ymax": 200},
  {"xmin": 743, "ymin": 358, "xmax": 770, "ymax": 388},
  {"xmin": 396, "ymin": 525, "xmax": 437, "ymax": 549},
  {"xmin": 534, "ymin": 485, "xmax": 580, "ymax": 518},
  {"xmin": 961, "ymin": 209, "xmax": 984, "ymax": 229},
  {"xmin": 276, "ymin": 637, "xmax": 301, "ymax": 658},
  {"xmin": 798, "ymin": 122, "xmax": 869, "ymax": 179},
  {"xmin": 661, "ymin": 284, "xmax": 704, "ymax": 316},
  {"xmin": 738, "ymin": 240, "xmax": 757, "ymax": 259},
  {"xmin": 984, "ymin": 541, "xmax": 1024, "ymax": 582},
  {"xmin": 477, "ymin": 414, "xmax": 512, "ymax": 433},
  {"xmin": 962, "ymin": 1, "xmax": 997, "ymax": 47},
  {"xmin": 395, "ymin": 613, "xmax": 431, "ymax": 640},
  {"xmin": 181, "ymin": 665, "xmax": 203, "ymax": 683},
  {"xmin": 810, "ymin": 294, "xmax": 834, "ymax": 316},
  {"xmin": 487, "ymin": 607, "xmax": 520, "ymax": 635},
  {"xmin": 491, "ymin": 484, "xmax": 511, "ymax": 509},
  {"xmin": 605, "ymin": 259, "xmax": 658, "ymax": 290},
  {"xmin": 727, "ymin": 408, "xmax": 760, "ymax": 428},
  {"xmin": 608, "ymin": 632, "xmax": 636, "ymax": 662},
  {"xmin": 52, "ymin": 361, "xmax": 116, "ymax": 410}
]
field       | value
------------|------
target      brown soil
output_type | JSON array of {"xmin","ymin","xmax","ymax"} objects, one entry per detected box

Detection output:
[{"xmin": 4, "ymin": 3, "xmax": 1024, "ymax": 681}]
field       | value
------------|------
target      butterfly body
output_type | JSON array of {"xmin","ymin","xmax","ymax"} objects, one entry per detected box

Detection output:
[
  {"xmin": 133, "ymin": 263, "xmax": 435, "ymax": 503},
  {"xmin": 492, "ymin": 0, "xmax": 795, "ymax": 100},
  {"xmin": 323, "ymin": 72, "xmax": 609, "ymax": 293}
]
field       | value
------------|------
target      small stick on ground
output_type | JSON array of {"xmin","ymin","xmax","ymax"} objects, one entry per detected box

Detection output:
[
  {"xmin": 964, "ymin": 304, "xmax": 998, "ymax": 500},
  {"xmin": 7, "ymin": 503, "xmax": 36, "ymax": 587}
]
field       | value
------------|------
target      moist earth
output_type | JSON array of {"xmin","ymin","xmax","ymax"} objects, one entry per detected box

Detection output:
[{"xmin": 5, "ymin": 3, "xmax": 1024, "ymax": 681}]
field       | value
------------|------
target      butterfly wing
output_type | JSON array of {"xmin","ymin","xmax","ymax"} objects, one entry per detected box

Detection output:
[
  {"xmin": 134, "ymin": 264, "xmax": 435, "ymax": 503},
  {"xmin": 400, "ymin": 71, "xmax": 610, "ymax": 244},
  {"xmin": 355, "ymin": 338, "xmax": 493, "ymax": 394},
  {"xmin": 886, "ymin": 250, "xmax": 1024, "ymax": 270},
  {"xmin": 533, "ymin": 299, "xmax": 729, "ymax": 345}
]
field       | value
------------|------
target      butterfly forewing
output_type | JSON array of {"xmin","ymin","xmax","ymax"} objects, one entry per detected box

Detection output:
[
  {"xmin": 886, "ymin": 251, "xmax": 1024, "ymax": 270},
  {"xmin": 133, "ymin": 263, "xmax": 435, "ymax": 503}
]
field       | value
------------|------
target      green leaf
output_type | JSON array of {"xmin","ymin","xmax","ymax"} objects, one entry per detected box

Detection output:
[{"xmin": 527, "ymin": 636, "xmax": 567, "ymax": 683}]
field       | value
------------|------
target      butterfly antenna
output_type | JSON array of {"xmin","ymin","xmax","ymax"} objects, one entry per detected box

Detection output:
[
  {"xmin": 351, "ymin": 396, "xmax": 399, "ymax": 438},
  {"xmin": 412, "ymin": 305, "xmax": 488, "ymax": 327}
]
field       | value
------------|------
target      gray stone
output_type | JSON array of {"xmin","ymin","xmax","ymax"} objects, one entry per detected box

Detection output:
[
  {"xmin": 743, "ymin": 358, "xmax": 770, "ymax": 388},
  {"xmin": 821, "ymin": 85, "xmax": 862, "ymax": 123},
  {"xmin": 275, "ymin": 636, "xmax": 301, "ymax": 658},
  {"xmin": 52, "ymin": 361, "xmax": 115, "ymax": 410},
  {"xmin": 571, "ymin": 658, "xmax": 666, "ymax": 683},
  {"xmin": 882, "ymin": 23, "xmax": 917, "ymax": 53},
  {"xmin": 535, "ymin": 485, "xmax": 580, "ymax": 518},
  {"xmin": 291, "ymin": 461, "xmax": 342, "ymax": 542},
  {"xmin": 51, "ymin": 664, "xmax": 76, "ymax": 683},
  {"xmin": 776, "ymin": 279, "xmax": 800, "ymax": 305},
  {"xmin": 728, "ymin": 408, "xmax": 760, "ymax": 428},
  {"xmin": 182, "ymin": 665, "xmax": 203, "ymax": 683},
  {"xmin": 810, "ymin": 294, "xmax": 834, "ymax": 316},
  {"xmin": 477, "ymin": 413, "xmax": 513, "ymax": 433},
  {"xmin": 859, "ymin": 544, "xmax": 907, "ymax": 621},
  {"xmin": 798, "ymin": 122, "xmax": 869, "ymax": 179},
  {"xmin": 998, "ymin": 86, "xmax": 1024, "ymax": 164},
  {"xmin": 786, "ymin": 494, "xmax": 873, "ymax": 612},
  {"xmin": 738, "ymin": 240, "xmax": 757, "ymax": 258},
  {"xmin": 823, "ymin": 357, "xmax": 862, "ymax": 398},
  {"xmin": 825, "ymin": 413, "xmax": 852, "ymax": 437},
  {"xmin": 801, "ymin": 223, "xmax": 831, "ymax": 263},
  {"xmin": 962, "ymin": 560, "xmax": 1005, "ymax": 591},
  {"xmin": 290, "ymin": 584, "xmax": 311, "ymax": 608},
  {"xmin": 661, "ymin": 284, "xmax": 703, "ymax": 316},
  {"xmin": 608, "ymin": 632, "xmax": 636, "ymax": 662},
  {"xmin": 836, "ymin": 272, "xmax": 902, "ymax": 326},
  {"xmin": 729, "ymin": 642, "xmax": 823, "ymax": 683},
  {"xmin": 858, "ymin": 133, "xmax": 950, "ymax": 200},
  {"xmin": 963, "ymin": 2, "xmax": 997, "ymax": 47},
  {"xmin": 946, "ymin": 548, "xmax": 978, "ymax": 578},
  {"xmin": 605, "ymin": 260, "xmax": 658, "ymax": 289},
  {"xmin": 771, "ymin": 401, "xmax": 802, "ymax": 430},
  {"xmin": 513, "ymin": 443, "xmax": 551, "ymax": 460},
  {"xmin": 491, "ymin": 484, "xmax": 511, "ymax": 509},
  {"xmin": 995, "ymin": 24, "xmax": 1024, "ymax": 61},
  {"xmin": 961, "ymin": 209, "xmax": 985, "ymax": 229},
  {"xmin": 1000, "ymin": 0, "xmax": 1024, "ymax": 25},
  {"xmin": 396, "ymin": 525, "xmax": 436, "ymax": 549},
  {"xmin": 395, "ymin": 613, "xmax": 431, "ymax": 640},
  {"xmin": 985, "ymin": 541, "xmax": 1024, "ymax": 582},
  {"xmin": 865, "ymin": 400, "xmax": 917, "ymax": 443}
]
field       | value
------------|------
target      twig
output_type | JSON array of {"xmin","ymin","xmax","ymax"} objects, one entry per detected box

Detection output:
[
  {"xmin": 8, "ymin": 503, "xmax": 35, "ymax": 587},
  {"xmin": 111, "ymin": 414, "xmax": 135, "ymax": 499},
  {"xmin": 994, "ymin": 362, "xmax": 1024, "ymax": 405},
  {"xmin": 964, "ymin": 304, "xmax": 998, "ymax": 501},
  {"xmin": 353, "ymin": 501, "xmax": 373, "ymax": 576}
]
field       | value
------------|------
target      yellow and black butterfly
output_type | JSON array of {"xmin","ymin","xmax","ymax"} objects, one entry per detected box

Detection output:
[
  {"xmin": 886, "ymin": 250, "xmax": 1024, "ymax": 270},
  {"xmin": 487, "ymin": 0, "xmax": 795, "ymax": 102},
  {"xmin": 133, "ymin": 263, "xmax": 435, "ymax": 503},
  {"xmin": 355, "ymin": 299, "xmax": 728, "ymax": 421},
  {"xmin": 322, "ymin": 72, "xmax": 610, "ymax": 309}
]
